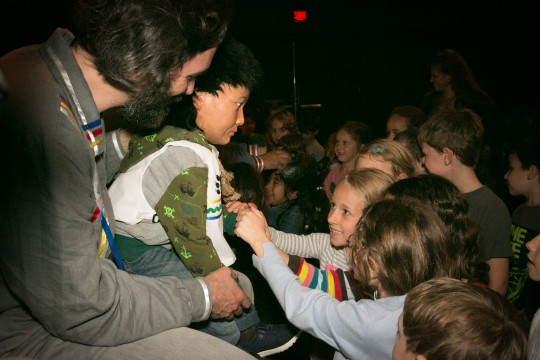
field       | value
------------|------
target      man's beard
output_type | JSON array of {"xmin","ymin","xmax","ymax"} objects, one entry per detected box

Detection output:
[{"xmin": 121, "ymin": 88, "xmax": 183, "ymax": 129}]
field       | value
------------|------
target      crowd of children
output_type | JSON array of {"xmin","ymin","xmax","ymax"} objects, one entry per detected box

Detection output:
[
  {"xmin": 218, "ymin": 65, "xmax": 539, "ymax": 358},
  {"xmin": 173, "ymin": 60, "xmax": 537, "ymax": 358}
]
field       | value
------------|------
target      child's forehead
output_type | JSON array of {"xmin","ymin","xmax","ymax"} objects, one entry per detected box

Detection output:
[
  {"xmin": 336, "ymin": 129, "xmax": 353, "ymax": 139},
  {"xmin": 333, "ymin": 182, "xmax": 365, "ymax": 205}
]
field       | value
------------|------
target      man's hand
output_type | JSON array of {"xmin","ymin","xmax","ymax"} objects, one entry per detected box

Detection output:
[
  {"xmin": 204, "ymin": 266, "xmax": 251, "ymax": 320},
  {"xmin": 259, "ymin": 149, "xmax": 291, "ymax": 171}
]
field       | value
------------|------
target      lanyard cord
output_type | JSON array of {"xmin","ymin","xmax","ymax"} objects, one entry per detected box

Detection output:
[{"xmin": 101, "ymin": 209, "xmax": 125, "ymax": 271}]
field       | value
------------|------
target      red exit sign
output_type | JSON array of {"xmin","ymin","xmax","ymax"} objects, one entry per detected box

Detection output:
[{"xmin": 293, "ymin": 10, "xmax": 307, "ymax": 22}]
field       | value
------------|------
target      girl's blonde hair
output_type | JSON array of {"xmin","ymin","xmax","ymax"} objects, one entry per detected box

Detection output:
[
  {"xmin": 357, "ymin": 138, "xmax": 416, "ymax": 178},
  {"xmin": 341, "ymin": 168, "xmax": 395, "ymax": 208}
]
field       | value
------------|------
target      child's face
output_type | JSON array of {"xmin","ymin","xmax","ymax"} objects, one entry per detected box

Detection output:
[
  {"xmin": 527, "ymin": 234, "xmax": 540, "ymax": 281},
  {"xmin": 334, "ymin": 129, "xmax": 359, "ymax": 165},
  {"xmin": 421, "ymin": 143, "xmax": 448, "ymax": 178},
  {"xmin": 327, "ymin": 181, "xmax": 366, "ymax": 247},
  {"xmin": 504, "ymin": 153, "xmax": 531, "ymax": 197},
  {"xmin": 430, "ymin": 65, "xmax": 451, "ymax": 92},
  {"xmin": 240, "ymin": 115, "xmax": 256, "ymax": 136},
  {"xmin": 194, "ymin": 84, "xmax": 249, "ymax": 145},
  {"xmin": 386, "ymin": 115, "xmax": 409, "ymax": 140},
  {"xmin": 301, "ymin": 130, "xmax": 316, "ymax": 145},
  {"xmin": 392, "ymin": 315, "xmax": 416, "ymax": 360},
  {"xmin": 265, "ymin": 172, "xmax": 288, "ymax": 207},
  {"xmin": 270, "ymin": 119, "xmax": 289, "ymax": 144},
  {"xmin": 355, "ymin": 154, "xmax": 395, "ymax": 178}
]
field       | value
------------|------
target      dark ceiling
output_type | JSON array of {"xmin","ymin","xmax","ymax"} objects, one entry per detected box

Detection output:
[{"xmin": 2, "ymin": 0, "xmax": 539, "ymax": 137}]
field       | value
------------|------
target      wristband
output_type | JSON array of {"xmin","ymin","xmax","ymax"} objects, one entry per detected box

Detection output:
[
  {"xmin": 196, "ymin": 278, "xmax": 212, "ymax": 320},
  {"xmin": 254, "ymin": 156, "xmax": 264, "ymax": 173},
  {"xmin": 248, "ymin": 144, "xmax": 258, "ymax": 156}
]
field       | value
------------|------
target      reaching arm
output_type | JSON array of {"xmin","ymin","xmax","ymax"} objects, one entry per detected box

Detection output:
[
  {"xmin": 234, "ymin": 207, "xmax": 290, "ymax": 263},
  {"xmin": 288, "ymin": 256, "xmax": 365, "ymax": 301}
]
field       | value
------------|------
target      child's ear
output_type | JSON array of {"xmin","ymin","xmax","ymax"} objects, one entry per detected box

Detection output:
[
  {"xmin": 192, "ymin": 91, "xmax": 207, "ymax": 111},
  {"xmin": 368, "ymin": 257, "xmax": 378, "ymax": 279},
  {"xmin": 287, "ymin": 191, "xmax": 298, "ymax": 200},
  {"xmin": 192, "ymin": 92, "xmax": 201, "ymax": 108},
  {"xmin": 442, "ymin": 147, "xmax": 454, "ymax": 166}
]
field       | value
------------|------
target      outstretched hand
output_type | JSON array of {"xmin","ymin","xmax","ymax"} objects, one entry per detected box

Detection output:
[
  {"xmin": 234, "ymin": 207, "xmax": 271, "ymax": 257},
  {"xmin": 204, "ymin": 266, "xmax": 251, "ymax": 320}
]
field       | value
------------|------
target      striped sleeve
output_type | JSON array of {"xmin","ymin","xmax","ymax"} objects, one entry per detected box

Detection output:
[{"xmin": 289, "ymin": 255, "xmax": 348, "ymax": 301}]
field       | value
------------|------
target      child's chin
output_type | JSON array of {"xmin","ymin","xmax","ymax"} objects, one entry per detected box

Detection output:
[{"xmin": 330, "ymin": 238, "xmax": 346, "ymax": 247}]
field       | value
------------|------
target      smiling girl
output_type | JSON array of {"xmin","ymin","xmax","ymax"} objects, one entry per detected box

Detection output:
[
  {"xmin": 323, "ymin": 120, "xmax": 371, "ymax": 200},
  {"xmin": 263, "ymin": 168, "xmax": 395, "ymax": 271}
]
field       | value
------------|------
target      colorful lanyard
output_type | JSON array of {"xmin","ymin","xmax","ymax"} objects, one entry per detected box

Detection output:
[
  {"xmin": 100, "ymin": 206, "xmax": 125, "ymax": 271},
  {"xmin": 47, "ymin": 43, "xmax": 124, "ymax": 271}
]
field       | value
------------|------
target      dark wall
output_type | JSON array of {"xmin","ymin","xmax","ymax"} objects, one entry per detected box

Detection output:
[
  {"xmin": 229, "ymin": 0, "xmax": 540, "ymax": 141},
  {"xmin": 2, "ymin": 0, "xmax": 538, "ymax": 142}
]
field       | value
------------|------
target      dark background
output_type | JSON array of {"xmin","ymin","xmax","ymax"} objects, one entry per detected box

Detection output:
[{"xmin": 2, "ymin": 0, "xmax": 539, "ymax": 141}]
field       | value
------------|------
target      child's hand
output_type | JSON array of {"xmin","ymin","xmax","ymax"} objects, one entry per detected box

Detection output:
[
  {"xmin": 225, "ymin": 201, "xmax": 257, "ymax": 214},
  {"xmin": 234, "ymin": 208, "xmax": 271, "ymax": 250}
]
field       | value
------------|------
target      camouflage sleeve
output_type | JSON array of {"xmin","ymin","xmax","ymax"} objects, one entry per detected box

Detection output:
[{"xmin": 155, "ymin": 166, "xmax": 223, "ymax": 277}]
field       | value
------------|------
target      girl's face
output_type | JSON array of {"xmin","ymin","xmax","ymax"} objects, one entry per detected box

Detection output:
[
  {"xmin": 386, "ymin": 115, "xmax": 409, "ymax": 140},
  {"xmin": 527, "ymin": 234, "xmax": 540, "ymax": 281},
  {"xmin": 430, "ymin": 65, "xmax": 451, "ymax": 92},
  {"xmin": 355, "ymin": 154, "xmax": 395, "ymax": 178},
  {"xmin": 265, "ymin": 172, "xmax": 288, "ymax": 207},
  {"xmin": 327, "ymin": 181, "xmax": 366, "ymax": 247},
  {"xmin": 270, "ymin": 119, "xmax": 289, "ymax": 145},
  {"xmin": 194, "ymin": 84, "xmax": 249, "ymax": 145},
  {"xmin": 334, "ymin": 129, "xmax": 359, "ymax": 165},
  {"xmin": 240, "ymin": 115, "xmax": 256, "ymax": 136},
  {"xmin": 504, "ymin": 153, "xmax": 531, "ymax": 197}
]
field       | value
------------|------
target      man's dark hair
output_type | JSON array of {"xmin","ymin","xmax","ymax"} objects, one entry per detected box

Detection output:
[{"xmin": 71, "ymin": 0, "xmax": 235, "ymax": 94}]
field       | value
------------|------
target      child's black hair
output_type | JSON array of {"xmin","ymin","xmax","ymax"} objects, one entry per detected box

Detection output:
[{"xmin": 275, "ymin": 134, "xmax": 330, "ymax": 234}]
